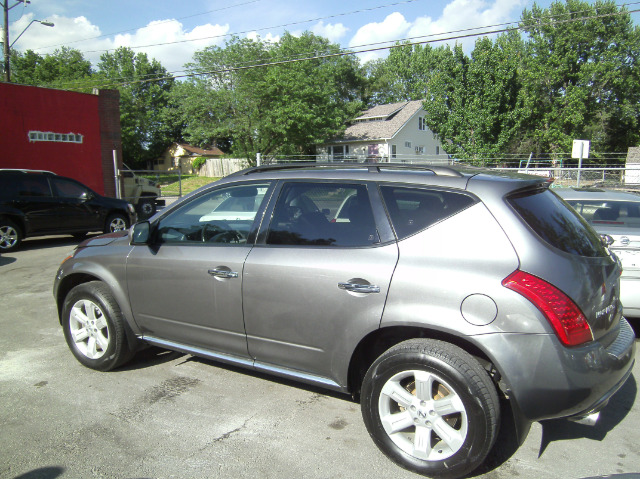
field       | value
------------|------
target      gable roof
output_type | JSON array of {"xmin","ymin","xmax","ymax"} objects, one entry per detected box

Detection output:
[
  {"xmin": 175, "ymin": 143, "xmax": 225, "ymax": 156},
  {"xmin": 334, "ymin": 100, "xmax": 424, "ymax": 142}
]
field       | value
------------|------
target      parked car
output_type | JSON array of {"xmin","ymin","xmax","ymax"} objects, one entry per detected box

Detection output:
[
  {"xmin": 0, "ymin": 169, "xmax": 136, "ymax": 252},
  {"xmin": 54, "ymin": 164, "xmax": 635, "ymax": 479},
  {"xmin": 555, "ymin": 187, "xmax": 640, "ymax": 318}
]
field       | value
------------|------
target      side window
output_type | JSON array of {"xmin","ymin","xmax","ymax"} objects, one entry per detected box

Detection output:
[
  {"xmin": 380, "ymin": 186, "xmax": 476, "ymax": 240},
  {"xmin": 17, "ymin": 176, "xmax": 52, "ymax": 197},
  {"xmin": 52, "ymin": 178, "xmax": 89, "ymax": 199},
  {"xmin": 155, "ymin": 183, "xmax": 270, "ymax": 245},
  {"xmin": 267, "ymin": 182, "xmax": 379, "ymax": 247}
]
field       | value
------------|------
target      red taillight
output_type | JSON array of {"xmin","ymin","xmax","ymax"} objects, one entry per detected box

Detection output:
[{"xmin": 502, "ymin": 270, "xmax": 593, "ymax": 347}]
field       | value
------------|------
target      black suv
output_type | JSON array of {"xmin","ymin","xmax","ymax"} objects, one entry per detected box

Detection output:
[{"xmin": 0, "ymin": 169, "xmax": 136, "ymax": 252}]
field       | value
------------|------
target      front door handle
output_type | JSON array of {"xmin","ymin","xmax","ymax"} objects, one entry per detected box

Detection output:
[
  {"xmin": 208, "ymin": 268, "xmax": 239, "ymax": 279},
  {"xmin": 338, "ymin": 282, "xmax": 380, "ymax": 294}
]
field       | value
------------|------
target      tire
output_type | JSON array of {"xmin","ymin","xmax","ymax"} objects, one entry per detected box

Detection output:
[
  {"xmin": 137, "ymin": 197, "xmax": 156, "ymax": 218},
  {"xmin": 61, "ymin": 281, "xmax": 134, "ymax": 371},
  {"xmin": 105, "ymin": 213, "xmax": 129, "ymax": 233},
  {"xmin": 361, "ymin": 339, "xmax": 499, "ymax": 479},
  {"xmin": 0, "ymin": 218, "xmax": 22, "ymax": 252}
]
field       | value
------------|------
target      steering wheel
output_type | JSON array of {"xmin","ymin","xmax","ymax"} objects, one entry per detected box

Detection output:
[
  {"xmin": 201, "ymin": 222, "xmax": 230, "ymax": 242},
  {"xmin": 210, "ymin": 230, "xmax": 243, "ymax": 243}
]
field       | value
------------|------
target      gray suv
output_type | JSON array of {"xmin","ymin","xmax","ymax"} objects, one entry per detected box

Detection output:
[{"xmin": 54, "ymin": 164, "xmax": 635, "ymax": 478}]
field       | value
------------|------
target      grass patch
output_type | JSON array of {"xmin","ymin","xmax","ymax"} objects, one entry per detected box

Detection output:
[{"xmin": 142, "ymin": 174, "xmax": 221, "ymax": 196}]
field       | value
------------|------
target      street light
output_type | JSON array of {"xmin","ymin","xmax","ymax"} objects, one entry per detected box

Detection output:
[
  {"xmin": 9, "ymin": 19, "xmax": 54, "ymax": 48},
  {"xmin": 2, "ymin": 0, "xmax": 54, "ymax": 82}
]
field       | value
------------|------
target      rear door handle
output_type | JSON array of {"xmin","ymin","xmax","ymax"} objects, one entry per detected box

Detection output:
[
  {"xmin": 208, "ymin": 268, "xmax": 239, "ymax": 279},
  {"xmin": 338, "ymin": 282, "xmax": 380, "ymax": 294}
]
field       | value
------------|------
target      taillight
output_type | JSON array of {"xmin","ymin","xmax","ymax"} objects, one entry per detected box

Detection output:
[{"xmin": 502, "ymin": 270, "xmax": 593, "ymax": 347}]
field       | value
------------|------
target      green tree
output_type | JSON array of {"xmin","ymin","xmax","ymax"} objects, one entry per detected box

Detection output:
[
  {"xmin": 10, "ymin": 47, "xmax": 93, "ymax": 87},
  {"xmin": 98, "ymin": 47, "xmax": 177, "ymax": 168},
  {"xmin": 178, "ymin": 33, "xmax": 366, "ymax": 163},
  {"xmin": 519, "ymin": 0, "xmax": 640, "ymax": 157}
]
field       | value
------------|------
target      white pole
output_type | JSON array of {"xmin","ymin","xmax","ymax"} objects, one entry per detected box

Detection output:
[
  {"xmin": 113, "ymin": 150, "xmax": 121, "ymax": 199},
  {"xmin": 256, "ymin": 152, "xmax": 261, "ymax": 167},
  {"xmin": 577, "ymin": 144, "xmax": 583, "ymax": 188}
]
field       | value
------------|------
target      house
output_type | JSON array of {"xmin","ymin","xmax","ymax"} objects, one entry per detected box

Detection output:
[
  {"xmin": 317, "ymin": 100, "xmax": 448, "ymax": 163},
  {"xmin": 625, "ymin": 146, "xmax": 640, "ymax": 185},
  {"xmin": 153, "ymin": 143, "xmax": 225, "ymax": 171}
]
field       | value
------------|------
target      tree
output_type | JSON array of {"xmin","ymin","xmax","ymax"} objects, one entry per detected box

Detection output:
[
  {"xmin": 519, "ymin": 0, "xmax": 640, "ymax": 158},
  {"xmin": 10, "ymin": 47, "xmax": 93, "ymax": 87},
  {"xmin": 97, "ymin": 47, "xmax": 177, "ymax": 168},
  {"xmin": 178, "ymin": 33, "xmax": 366, "ymax": 163}
]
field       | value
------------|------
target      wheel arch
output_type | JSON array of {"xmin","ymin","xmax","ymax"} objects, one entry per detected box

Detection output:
[
  {"xmin": 347, "ymin": 326, "xmax": 533, "ymax": 445},
  {"xmin": 0, "ymin": 213, "xmax": 26, "ymax": 237},
  {"xmin": 55, "ymin": 271, "xmax": 140, "ymax": 352}
]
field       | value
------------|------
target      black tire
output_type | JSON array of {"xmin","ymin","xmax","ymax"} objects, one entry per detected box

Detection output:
[
  {"xmin": 361, "ymin": 339, "xmax": 500, "ymax": 479},
  {"xmin": 105, "ymin": 212, "xmax": 129, "ymax": 233},
  {"xmin": 61, "ymin": 281, "xmax": 134, "ymax": 371},
  {"xmin": 137, "ymin": 197, "xmax": 156, "ymax": 218},
  {"xmin": 0, "ymin": 218, "xmax": 22, "ymax": 252}
]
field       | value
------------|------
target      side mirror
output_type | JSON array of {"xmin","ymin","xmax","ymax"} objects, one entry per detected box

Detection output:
[{"xmin": 131, "ymin": 221, "xmax": 151, "ymax": 245}]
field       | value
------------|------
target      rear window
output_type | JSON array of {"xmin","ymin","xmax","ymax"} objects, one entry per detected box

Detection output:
[
  {"xmin": 380, "ymin": 186, "xmax": 476, "ymax": 240},
  {"xmin": 508, "ymin": 188, "xmax": 608, "ymax": 257},
  {"xmin": 564, "ymin": 199, "xmax": 640, "ymax": 227}
]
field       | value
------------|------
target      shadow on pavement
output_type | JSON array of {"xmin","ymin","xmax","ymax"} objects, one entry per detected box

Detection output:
[
  {"xmin": 14, "ymin": 467, "xmax": 65, "ymax": 479},
  {"xmin": 538, "ymin": 373, "xmax": 637, "ymax": 455},
  {"xmin": 0, "ymin": 255, "xmax": 17, "ymax": 266}
]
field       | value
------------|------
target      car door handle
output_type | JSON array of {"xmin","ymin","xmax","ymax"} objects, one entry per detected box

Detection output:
[
  {"xmin": 338, "ymin": 282, "xmax": 380, "ymax": 294},
  {"xmin": 208, "ymin": 268, "xmax": 239, "ymax": 279}
]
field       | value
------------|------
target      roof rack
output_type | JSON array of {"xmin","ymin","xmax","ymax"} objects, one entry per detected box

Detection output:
[
  {"xmin": 0, "ymin": 169, "xmax": 57, "ymax": 175},
  {"xmin": 228, "ymin": 162, "xmax": 464, "ymax": 178}
]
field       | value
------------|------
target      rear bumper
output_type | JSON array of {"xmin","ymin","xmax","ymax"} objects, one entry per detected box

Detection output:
[{"xmin": 475, "ymin": 317, "xmax": 636, "ymax": 423}]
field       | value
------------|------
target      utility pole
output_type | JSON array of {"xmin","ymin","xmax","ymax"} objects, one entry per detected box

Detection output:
[{"xmin": 1, "ymin": 1, "xmax": 54, "ymax": 83}]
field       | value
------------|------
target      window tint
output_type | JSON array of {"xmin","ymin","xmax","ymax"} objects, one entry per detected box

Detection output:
[
  {"xmin": 380, "ymin": 186, "xmax": 475, "ymax": 239},
  {"xmin": 509, "ymin": 189, "xmax": 608, "ymax": 258},
  {"xmin": 17, "ymin": 176, "xmax": 51, "ymax": 197},
  {"xmin": 267, "ymin": 183, "xmax": 379, "ymax": 246},
  {"xmin": 52, "ymin": 178, "xmax": 88, "ymax": 199},
  {"xmin": 155, "ymin": 183, "xmax": 269, "ymax": 245}
]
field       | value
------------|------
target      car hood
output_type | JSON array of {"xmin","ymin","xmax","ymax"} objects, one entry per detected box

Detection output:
[{"xmin": 79, "ymin": 231, "xmax": 130, "ymax": 248}]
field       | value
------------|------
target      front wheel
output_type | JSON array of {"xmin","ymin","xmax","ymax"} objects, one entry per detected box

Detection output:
[
  {"xmin": 105, "ymin": 213, "xmax": 128, "ymax": 233},
  {"xmin": 137, "ymin": 197, "xmax": 156, "ymax": 218},
  {"xmin": 0, "ymin": 218, "xmax": 22, "ymax": 252},
  {"xmin": 361, "ymin": 339, "xmax": 500, "ymax": 479},
  {"xmin": 61, "ymin": 281, "xmax": 134, "ymax": 371}
]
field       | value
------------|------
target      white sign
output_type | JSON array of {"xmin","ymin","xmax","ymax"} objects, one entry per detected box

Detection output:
[{"xmin": 572, "ymin": 140, "xmax": 590, "ymax": 159}]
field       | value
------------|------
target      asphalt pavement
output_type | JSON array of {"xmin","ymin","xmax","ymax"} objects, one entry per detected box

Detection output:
[{"xmin": 1, "ymin": 235, "xmax": 639, "ymax": 479}]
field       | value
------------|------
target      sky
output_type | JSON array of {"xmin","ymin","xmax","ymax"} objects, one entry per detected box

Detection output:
[{"xmin": 4, "ymin": 0, "xmax": 639, "ymax": 74}]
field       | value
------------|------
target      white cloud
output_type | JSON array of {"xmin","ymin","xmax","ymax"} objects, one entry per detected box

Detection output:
[
  {"xmin": 349, "ymin": 0, "xmax": 526, "ymax": 63},
  {"xmin": 10, "ymin": 14, "xmax": 230, "ymax": 74},
  {"xmin": 349, "ymin": 12, "xmax": 411, "ymax": 63},
  {"xmin": 311, "ymin": 21, "xmax": 348, "ymax": 43}
]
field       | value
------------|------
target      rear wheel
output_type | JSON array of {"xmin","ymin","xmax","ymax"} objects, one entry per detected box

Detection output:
[
  {"xmin": 137, "ymin": 197, "xmax": 156, "ymax": 218},
  {"xmin": 361, "ymin": 339, "xmax": 499, "ymax": 479},
  {"xmin": 105, "ymin": 213, "xmax": 128, "ymax": 233},
  {"xmin": 62, "ymin": 281, "xmax": 133, "ymax": 371},
  {"xmin": 0, "ymin": 218, "xmax": 22, "ymax": 252}
]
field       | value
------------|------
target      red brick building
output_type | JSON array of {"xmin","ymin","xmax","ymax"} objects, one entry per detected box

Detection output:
[{"xmin": 0, "ymin": 83, "xmax": 122, "ymax": 196}]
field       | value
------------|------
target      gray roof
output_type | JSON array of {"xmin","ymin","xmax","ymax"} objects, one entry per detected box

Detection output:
[{"xmin": 333, "ymin": 100, "xmax": 424, "ymax": 142}]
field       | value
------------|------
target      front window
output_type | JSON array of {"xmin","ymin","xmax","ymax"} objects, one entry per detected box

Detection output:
[
  {"xmin": 155, "ymin": 183, "xmax": 270, "ymax": 244},
  {"xmin": 52, "ymin": 178, "xmax": 89, "ymax": 199}
]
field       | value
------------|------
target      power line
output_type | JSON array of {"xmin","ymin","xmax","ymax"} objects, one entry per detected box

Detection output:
[
  {"xmin": 34, "ymin": 0, "xmax": 422, "ymax": 55},
  {"xmin": 54, "ymin": 4, "xmax": 640, "ymax": 91}
]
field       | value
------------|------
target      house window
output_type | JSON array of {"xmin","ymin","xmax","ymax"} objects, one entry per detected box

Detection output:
[
  {"xmin": 331, "ymin": 145, "xmax": 349, "ymax": 160},
  {"xmin": 391, "ymin": 145, "xmax": 397, "ymax": 159},
  {"xmin": 405, "ymin": 141, "xmax": 412, "ymax": 148},
  {"xmin": 418, "ymin": 117, "xmax": 427, "ymax": 131},
  {"xmin": 415, "ymin": 146, "xmax": 425, "ymax": 155},
  {"xmin": 28, "ymin": 131, "xmax": 84, "ymax": 144},
  {"xmin": 436, "ymin": 146, "xmax": 440, "ymax": 155}
]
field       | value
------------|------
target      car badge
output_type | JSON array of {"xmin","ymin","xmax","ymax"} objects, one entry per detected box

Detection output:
[{"xmin": 620, "ymin": 236, "xmax": 630, "ymax": 246}]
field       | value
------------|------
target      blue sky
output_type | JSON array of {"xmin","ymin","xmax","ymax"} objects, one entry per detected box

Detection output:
[{"xmin": 5, "ymin": 0, "xmax": 639, "ymax": 73}]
